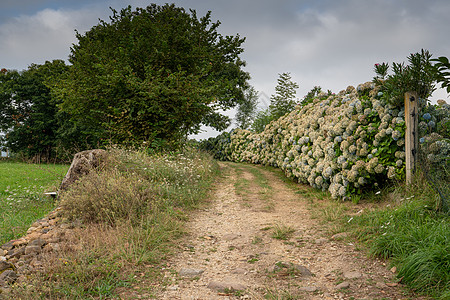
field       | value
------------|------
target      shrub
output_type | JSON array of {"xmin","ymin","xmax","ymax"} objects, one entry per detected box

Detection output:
[
  {"xmin": 60, "ymin": 147, "xmax": 217, "ymax": 226},
  {"xmin": 204, "ymin": 78, "xmax": 449, "ymax": 200},
  {"xmin": 206, "ymin": 82, "xmax": 406, "ymax": 198}
]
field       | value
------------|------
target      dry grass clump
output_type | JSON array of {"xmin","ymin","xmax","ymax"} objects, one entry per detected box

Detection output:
[
  {"xmin": 60, "ymin": 169, "xmax": 158, "ymax": 225},
  {"xmin": 60, "ymin": 147, "xmax": 216, "ymax": 226}
]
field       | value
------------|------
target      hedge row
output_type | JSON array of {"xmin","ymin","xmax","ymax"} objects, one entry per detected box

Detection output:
[{"xmin": 202, "ymin": 82, "xmax": 449, "ymax": 199}]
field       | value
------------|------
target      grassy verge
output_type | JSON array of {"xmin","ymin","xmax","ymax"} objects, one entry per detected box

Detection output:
[
  {"xmin": 0, "ymin": 162, "xmax": 68, "ymax": 245},
  {"xmin": 7, "ymin": 147, "xmax": 219, "ymax": 299},
  {"xmin": 266, "ymin": 165, "xmax": 449, "ymax": 299},
  {"xmin": 345, "ymin": 177, "xmax": 449, "ymax": 299}
]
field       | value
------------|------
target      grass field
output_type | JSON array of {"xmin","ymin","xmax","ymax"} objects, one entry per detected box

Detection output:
[{"xmin": 0, "ymin": 161, "xmax": 69, "ymax": 245}]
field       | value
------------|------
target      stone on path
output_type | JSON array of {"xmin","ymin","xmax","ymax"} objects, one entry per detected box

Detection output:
[
  {"xmin": 343, "ymin": 271, "xmax": 362, "ymax": 279},
  {"xmin": 268, "ymin": 262, "xmax": 313, "ymax": 277},
  {"xmin": 207, "ymin": 281, "xmax": 246, "ymax": 292},
  {"xmin": 232, "ymin": 267, "xmax": 247, "ymax": 274},
  {"xmin": 376, "ymin": 282, "xmax": 387, "ymax": 289},
  {"xmin": 222, "ymin": 233, "xmax": 239, "ymax": 241},
  {"xmin": 331, "ymin": 232, "xmax": 349, "ymax": 240},
  {"xmin": 335, "ymin": 281, "xmax": 350, "ymax": 290},
  {"xmin": 293, "ymin": 264, "xmax": 313, "ymax": 277},
  {"xmin": 300, "ymin": 286, "xmax": 319, "ymax": 292},
  {"xmin": 178, "ymin": 268, "xmax": 204, "ymax": 278},
  {"xmin": 315, "ymin": 238, "xmax": 328, "ymax": 244}
]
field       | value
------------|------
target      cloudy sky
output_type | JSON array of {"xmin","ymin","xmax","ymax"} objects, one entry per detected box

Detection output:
[{"xmin": 1, "ymin": 0, "xmax": 449, "ymax": 139}]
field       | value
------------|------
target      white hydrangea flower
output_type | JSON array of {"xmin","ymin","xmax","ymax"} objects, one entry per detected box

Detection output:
[
  {"xmin": 375, "ymin": 164, "xmax": 384, "ymax": 173},
  {"xmin": 387, "ymin": 166, "xmax": 396, "ymax": 179},
  {"xmin": 338, "ymin": 185, "xmax": 346, "ymax": 197},
  {"xmin": 358, "ymin": 177, "xmax": 366, "ymax": 185}
]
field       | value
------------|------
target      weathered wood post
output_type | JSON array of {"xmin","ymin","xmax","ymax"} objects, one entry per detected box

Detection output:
[{"xmin": 405, "ymin": 92, "xmax": 418, "ymax": 185}]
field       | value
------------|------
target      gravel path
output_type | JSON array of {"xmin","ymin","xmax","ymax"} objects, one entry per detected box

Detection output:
[{"xmin": 156, "ymin": 162, "xmax": 422, "ymax": 300}]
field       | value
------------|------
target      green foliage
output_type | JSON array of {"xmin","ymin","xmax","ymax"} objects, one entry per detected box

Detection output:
[
  {"xmin": 235, "ymin": 86, "xmax": 259, "ymax": 130},
  {"xmin": 271, "ymin": 224, "xmax": 295, "ymax": 240},
  {"xmin": 248, "ymin": 72, "xmax": 299, "ymax": 133},
  {"xmin": 251, "ymin": 108, "xmax": 274, "ymax": 133},
  {"xmin": 206, "ymin": 81, "xmax": 408, "ymax": 198},
  {"xmin": 373, "ymin": 49, "xmax": 436, "ymax": 107},
  {"xmin": 197, "ymin": 131, "xmax": 232, "ymax": 161},
  {"xmin": 418, "ymin": 103, "xmax": 450, "ymax": 212},
  {"xmin": 269, "ymin": 72, "xmax": 299, "ymax": 119},
  {"xmin": 0, "ymin": 61, "xmax": 84, "ymax": 161},
  {"xmin": 432, "ymin": 56, "xmax": 450, "ymax": 93},
  {"xmin": 300, "ymin": 86, "xmax": 322, "ymax": 106},
  {"xmin": 54, "ymin": 4, "xmax": 249, "ymax": 147}
]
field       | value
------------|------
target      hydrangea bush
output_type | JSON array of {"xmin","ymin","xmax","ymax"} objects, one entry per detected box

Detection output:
[
  {"xmin": 418, "ymin": 102, "xmax": 450, "ymax": 203},
  {"xmin": 202, "ymin": 82, "xmax": 449, "ymax": 199}
]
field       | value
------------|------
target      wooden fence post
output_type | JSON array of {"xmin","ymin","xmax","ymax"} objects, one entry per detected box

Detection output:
[{"xmin": 405, "ymin": 92, "xmax": 418, "ymax": 185}]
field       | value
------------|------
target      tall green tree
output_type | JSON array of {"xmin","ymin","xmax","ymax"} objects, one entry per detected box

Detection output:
[
  {"xmin": 0, "ymin": 61, "xmax": 70, "ymax": 159},
  {"xmin": 269, "ymin": 72, "xmax": 299, "ymax": 120},
  {"xmin": 54, "ymin": 4, "xmax": 249, "ymax": 147},
  {"xmin": 235, "ymin": 86, "xmax": 258, "ymax": 129},
  {"xmin": 250, "ymin": 72, "xmax": 299, "ymax": 133},
  {"xmin": 0, "ymin": 61, "xmax": 96, "ymax": 161}
]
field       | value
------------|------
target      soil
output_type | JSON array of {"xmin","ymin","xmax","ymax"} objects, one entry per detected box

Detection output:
[{"xmin": 155, "ymin": 162, "xmax": 424, "ymax": 300}]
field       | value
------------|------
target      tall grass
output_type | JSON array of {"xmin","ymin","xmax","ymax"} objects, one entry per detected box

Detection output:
[
  {"xmin": 0, "ymin": 162, "xmax": 68, "ymax": 244},
  {"xmin": 7, "ymin": 147, "xmax": 219, "ymax": 298},
  {"xmin": 347, "ymin": 176, "xmax": 450, "ymax": 299}
]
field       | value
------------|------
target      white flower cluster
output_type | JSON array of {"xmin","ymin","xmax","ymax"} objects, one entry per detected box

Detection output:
[{"xmin": 214, "ymin": 82, "xmax": 411, "ymax": 198}]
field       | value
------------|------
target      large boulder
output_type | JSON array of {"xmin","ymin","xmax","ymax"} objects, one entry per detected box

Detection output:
[{"xmin": 59, "ymin": 149, "xmax": 108, "ymax": 191}]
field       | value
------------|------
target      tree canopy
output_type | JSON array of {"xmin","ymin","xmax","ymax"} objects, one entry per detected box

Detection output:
[
  {"xmin": 251, "ymin": 72, "xmax": 299, "ymax": 132},
  {"xmin": 54, "ymin": 4, "xmax": 250, "ymax": 146},
  {"xmin": 0, "ymin": 60, "xmax": 78, "ymax": 160},
  {"xmin": 268, "ymin": 72, "xmax": 299, "ymax": 120}
]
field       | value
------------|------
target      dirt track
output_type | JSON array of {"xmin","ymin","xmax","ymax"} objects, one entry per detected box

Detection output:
[{"xmin": 156, "ymin": 162, "xmax": 421, "ymax": 300}]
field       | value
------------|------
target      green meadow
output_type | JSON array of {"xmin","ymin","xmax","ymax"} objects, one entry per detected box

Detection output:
[{"xmin": 0, "ymin": 161, "xmax": 69, "ymax": 245}]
